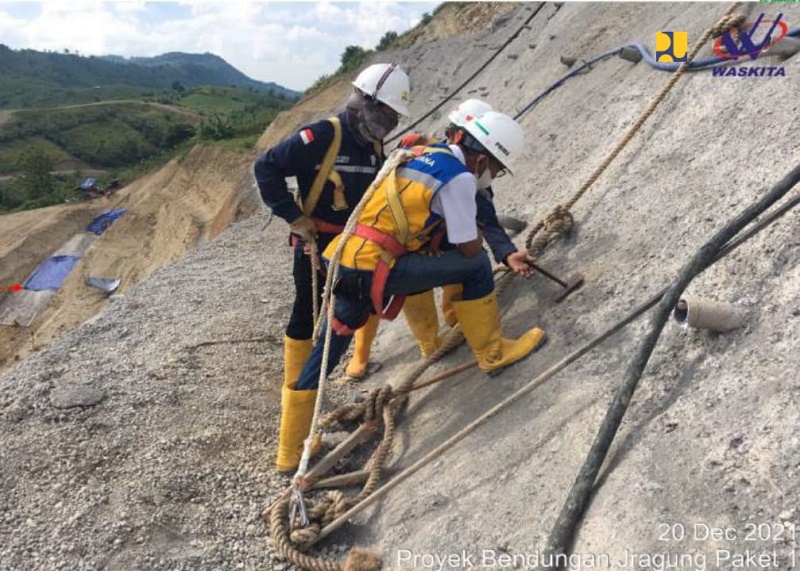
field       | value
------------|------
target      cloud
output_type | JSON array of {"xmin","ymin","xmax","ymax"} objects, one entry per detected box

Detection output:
[{"xmin": 0, "ymin": 1, "xmax": 439, "ymax": 91}]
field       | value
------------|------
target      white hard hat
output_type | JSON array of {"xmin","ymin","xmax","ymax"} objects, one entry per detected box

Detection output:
[
  {"xmin": 352, "ymin": 63, "xmax": 411, "ymax": 117},
  {"xmin": 447, "ymin": 98, "xmax": 493, "ymax": 128},
  {"xmin": 462, "ymin": 111, "xmax": 524, "ymax": 176}
]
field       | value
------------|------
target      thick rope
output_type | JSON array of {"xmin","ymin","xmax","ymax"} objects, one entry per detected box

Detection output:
[
  {"xmin": 296, "ymin": 149, "xmax": 415, "ymax": 479},
  {"xmin": 272, "ymin": 154, "xmax": 415, "ymax": 571},
  {"xmin": 271, "ymin": 498, "xmax": 342, "ymax": 571},
  {"xmin": 311, "ymin": 240, "xmax": 320, "ymax": 340},
  {"xmin": 524, "ymin": 4, "xmax": 744, "ymax": 255}
]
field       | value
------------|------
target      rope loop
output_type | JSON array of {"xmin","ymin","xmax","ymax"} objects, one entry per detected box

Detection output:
[{"xmin": 711, "ymin": 13, "xmax": 745, "ymax": 38}]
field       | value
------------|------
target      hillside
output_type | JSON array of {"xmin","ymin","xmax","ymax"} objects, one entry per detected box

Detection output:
[
  {"xmin": 1, "ymin": 3, "xmax": 799, "ymax": 571},
  {"xmin": 0, "ymin": 45, "xmax": 300, "ymax": 109},
  {"xmin": 103, "ymin": 53, "xmax": 298, "ymax": 98},
  {"xmin": 0, "ymin": 87, "xmax": 293, "ymax": 211}
]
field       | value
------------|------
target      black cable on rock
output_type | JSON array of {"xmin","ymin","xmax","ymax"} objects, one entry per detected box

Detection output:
[
  {"xmin": 542, "ymin": 162, "xmax": 800, "ymax": 568},
  {"xmin": 387, "ymin": 2, "xmax": 548, "ymax": 144}
]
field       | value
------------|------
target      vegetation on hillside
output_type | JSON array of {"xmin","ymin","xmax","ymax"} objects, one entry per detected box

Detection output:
[
  {"xmin": 304, "ymin": 7, "xmax": 443, "ymax": 97},
  {"xmin": 0, "ymin": 45, "xmax": 300, "ymax": 109},
  {"xmin": 0, "ymin": 85, "xmax": 294, "ymax": 212}
]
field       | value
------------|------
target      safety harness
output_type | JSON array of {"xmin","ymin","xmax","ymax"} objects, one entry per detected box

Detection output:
[
  {"xmin": 350, "ymin": 144, "xmax": 453, "ymax": 322},
  {"xmin": 295, "ymin": 117, "xmax": 384, "ymax": 240}
]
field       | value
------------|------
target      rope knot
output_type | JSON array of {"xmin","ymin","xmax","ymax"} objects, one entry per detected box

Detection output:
[
  {"xmin": 711, "ymin": 13, "xmax": 745, "ymax": 38},
  {"xmin": 542, "ymin": 204, "xmax": 574, "ymax": 235},
  {"xmin": 526, "ymin": 204, "xmax": 575, "ymax": 256}
]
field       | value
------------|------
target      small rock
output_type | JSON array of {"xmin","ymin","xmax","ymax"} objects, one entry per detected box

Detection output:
[
  {"xmin": 50, "ymin": 385, "xmax": 105, "ymax": 409},
  {"xmin": 778, "ymin": 510, "xmax": 794, "ymax": 521},
  {"xmin": 560, "ymin": 55, "xmax": 577, "ymax": 67}
]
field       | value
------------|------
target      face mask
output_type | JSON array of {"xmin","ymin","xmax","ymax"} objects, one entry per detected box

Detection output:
[
  {"xmin": 361, "ymin": 100, "xmax": 399, "ymax": 141},
  {"xmin": 475, "ymin": 161, "xmax": 493, "ymax": 191},
  {"xmin": 346, "ymin": 91, "xmax": 399, "ymax": 143}
]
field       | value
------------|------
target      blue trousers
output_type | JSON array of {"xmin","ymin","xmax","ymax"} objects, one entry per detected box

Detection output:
[{"xmin": 295, "ymin": 249, "xmax": 494, "ymax": 390}]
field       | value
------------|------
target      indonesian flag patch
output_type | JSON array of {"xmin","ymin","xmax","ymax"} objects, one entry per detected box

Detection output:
[{"xmin": 300, "ymin": 129, "xmax": 314, "ymax": 145}]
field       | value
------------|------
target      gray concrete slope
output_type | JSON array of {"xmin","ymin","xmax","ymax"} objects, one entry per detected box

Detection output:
[
  {"xmin": 1, "ymin": 3, "xmax": 798, "ymax": 570},
  {"xmin": 359, "ymin": 3, "xmax": 800, "ymax": 569}
]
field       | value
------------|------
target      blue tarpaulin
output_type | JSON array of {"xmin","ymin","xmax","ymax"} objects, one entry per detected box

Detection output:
[
  {"xmin": 23, "ymin": 255, "xmax": 80, "ymax": 291},
  {"xmin": 86, "ymin": 208, "xmax": 127, "ymax": 236},
  {"xmin": 79, "ymin": 178, "xmax": 96, "ymax": 190}
]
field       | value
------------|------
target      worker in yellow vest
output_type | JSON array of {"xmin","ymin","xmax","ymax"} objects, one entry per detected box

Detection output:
[
  {"xmin": 396, "ymin": 98, "xmax": 534, "ymax": 359},
  {"xmin": 275, "ymin": 111, "xmax": 546, "ymax": 472},
  {"xmin": 254, "ymin": 63, "xmax": 412, "ymax": 472}
]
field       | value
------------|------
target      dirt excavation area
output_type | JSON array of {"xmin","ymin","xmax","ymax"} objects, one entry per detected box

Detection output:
[
  {"xmin": 0, "ymin": 145, "xmax": 255, "ymax": 371},
  {"xmin": 2, "ymin": 2, "xmax": 800, "ymax": 570}
]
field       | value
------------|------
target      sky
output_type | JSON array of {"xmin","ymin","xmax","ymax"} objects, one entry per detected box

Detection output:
[{"xmin": 0, "ymin": 1, "xmax": 440, "ymax": 92}]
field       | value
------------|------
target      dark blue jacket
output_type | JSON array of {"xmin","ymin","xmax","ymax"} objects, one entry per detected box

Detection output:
[
  {"xmin": 475, "ymin": 187, "xmax": 518, "ymax": 264},
  {"xmin": 436, "ymin": 186, "xmax": 517, "ymax": 264},
  {"xmin": 254, "ymin": 111, "xmax": 383, "ymax": 228}
]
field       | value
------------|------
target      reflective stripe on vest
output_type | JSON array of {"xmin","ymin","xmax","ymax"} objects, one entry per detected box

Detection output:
[{"xmin": 302, "ymin": 117, "xmax": 384, "ymax": 217}]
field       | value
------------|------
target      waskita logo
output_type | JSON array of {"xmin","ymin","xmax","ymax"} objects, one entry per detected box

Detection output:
[{"xmin": 711, "ymin": 13, "xmax": 789, "ymax": 77}]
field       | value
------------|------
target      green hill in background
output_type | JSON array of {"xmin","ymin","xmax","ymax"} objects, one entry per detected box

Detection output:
[
  {"xmin": 0, "ymin": 45, "xmax": 301, "ymax": 212},
  {"xmin": 0, "ymin": 45, "xmax": 300, "ymax": 109}
]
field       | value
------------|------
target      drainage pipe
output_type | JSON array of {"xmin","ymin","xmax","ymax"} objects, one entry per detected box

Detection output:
[{"xmin": 542, "ymin": 163, "xmax": 800, "ymax": 568}]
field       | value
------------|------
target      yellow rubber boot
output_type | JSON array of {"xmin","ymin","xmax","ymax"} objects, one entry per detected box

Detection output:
[
  {"xmin": 402, "ymin": 290, "xmax": 443, "ymax": 358},
  {"xmin": 440, "ymin": 284, "xmax": 463, "ymax": 328},
  {"xmin": 453, "ymin": 291, "xmax": 546, "ymax": 374},
  {"xmin": 283, "ymin": 336, "xmax": 313, "ymax": 389},
  {"xmin": 344, "ymin": 313, "xmax": 381, "ymax": 380},
  {"xmin": 276, "ymin": 386, "xmax": 321, "ymax": 473}
]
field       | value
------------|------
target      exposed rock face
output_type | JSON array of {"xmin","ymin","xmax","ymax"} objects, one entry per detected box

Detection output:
[{"xmin": 1, "ymin": 3, "xmax": 798, "ymax": 570}]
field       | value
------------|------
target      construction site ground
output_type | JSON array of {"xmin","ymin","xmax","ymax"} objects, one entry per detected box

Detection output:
[{"xmin": 1, "ymin": 3, "xmax": 799, "ymax": 570}]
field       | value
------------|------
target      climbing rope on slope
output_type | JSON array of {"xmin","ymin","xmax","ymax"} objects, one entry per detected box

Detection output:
[
  {"xmin": 387, "ymin": 2, "xmax": 548, "ymax": 144},
  {"xmin": 523, "ymin": 4, "xmax": 745, "ymax": 255},
  {"xmin": 267, "ymin": 5, "xmax": 751, "ymax": 570},
  {"xmin": 295, "ymin": 149, "xmax": 415, "ymax": 481}
]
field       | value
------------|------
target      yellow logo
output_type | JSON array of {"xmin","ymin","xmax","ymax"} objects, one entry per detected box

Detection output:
[{"xmin": 656, "ymin": 31, "xmax": 688, "ymax": 62}]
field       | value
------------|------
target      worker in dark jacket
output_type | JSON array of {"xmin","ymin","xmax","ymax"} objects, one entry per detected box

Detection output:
[{"xmin": 254, "ymin": 63, "xmax": 411, "ymax": 472}]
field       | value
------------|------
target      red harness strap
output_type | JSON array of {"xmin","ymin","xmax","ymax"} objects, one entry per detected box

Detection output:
[
  {"xmin": 331, "ymin": 313, "xmax": 369, "ymax": 336},
  {"xmin": 289, "ymin": 218, "xmax": 346, "ymax": 247},
  {"xmin": 312, "ymin": 218, "xmax": 345, "ymax": 234},
  {"xmin": 353, "ymin": 224, "xmax": 408, "ymax": 320}
]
